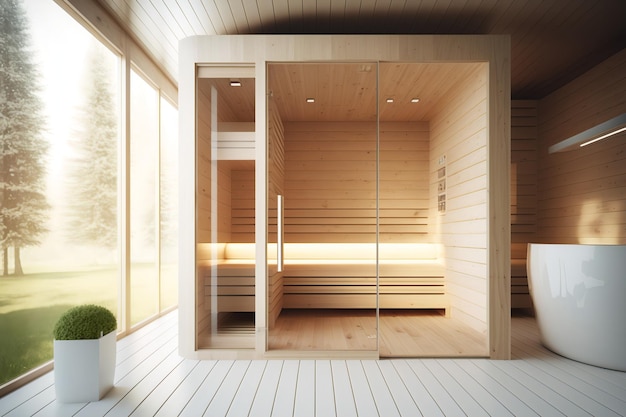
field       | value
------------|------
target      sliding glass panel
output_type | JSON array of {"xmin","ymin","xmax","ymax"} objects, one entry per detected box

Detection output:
[
  {"xmin": 377, "ymin": 62, "xmax": 490, "ymax": 357},
  {"xmin": 267, "ymin": 62, "xmax": 378, "ymax": 352},
  {"xmin": 266, "ymin": 84, "xmax": 283, "ymax": 342},
  {"xmin": 196, "ymin": 70, "xmax": 255, "ymax": 349}
]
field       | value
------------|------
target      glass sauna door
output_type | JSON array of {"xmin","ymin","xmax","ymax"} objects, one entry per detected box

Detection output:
[
  {"xmin": 266, "ymin": 62, "xmax": 379, "ymax": 353},
  {"xmin": 196, "ymin": 68, "xmax": 256, "ymax": 349}
]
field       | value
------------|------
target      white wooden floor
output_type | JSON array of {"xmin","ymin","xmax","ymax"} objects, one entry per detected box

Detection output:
[{"xmin": 1, "ymin": 310, "xmax": 625, "ymax": 417}]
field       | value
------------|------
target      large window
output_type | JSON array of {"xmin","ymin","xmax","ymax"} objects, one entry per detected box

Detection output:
[
  {"xmin": 0, "ymin": 0, "xmax": 178, "ymax": 390},
  {"xmin": 130, "ymin": 69, "xmax": 159, "ymax": 325},
  {"xmin": 159, "ymin": 97, "xmax": 179, "ymax": 311}
]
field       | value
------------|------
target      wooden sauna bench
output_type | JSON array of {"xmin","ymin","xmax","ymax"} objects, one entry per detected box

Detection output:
[
  {"xmin": 282, "ymin": 243, "xmax": 448, "ymax": 315},
  {"xmin": 197, "ymin": 242, "xmax": 448, "ymax": 315},
  {"xmin": 511, "ymin": 242, "xmax": 532, "ymax": 309},
  {"xmin": 197, "ymin": 243, "xmax": 258, "ymax": 313}
]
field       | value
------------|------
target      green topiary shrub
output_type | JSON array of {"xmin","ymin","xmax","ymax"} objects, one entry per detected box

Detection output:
[{"xmin": 53, "ymin": 305, "xmax": 117, "ymax": 340}]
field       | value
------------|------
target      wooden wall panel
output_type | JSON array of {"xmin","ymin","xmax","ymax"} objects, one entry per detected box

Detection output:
[
  {"xmin": 230, "ymin": 167, "xmax": 254, "ymax": 242},
  {"xmin": 538, "ymin": 49, "xmax": 626, "ymax": 245},
  {"xmin": 268, "ymin": 99, "xmax": 285, "ymax": 326},
  {"xmin": 510, "ymin": 100, "xmax": 538, "ymax": 309},
  {"xmin": 283, "ymin": 122, "xmax": 430, "ymax": 243},
  {"xmin": 430, "ymin": 64, "xmax": 488, "ymax": 336},
  {"xmin": 196, "ymin": 81, "xmax": 212, "ymax": 335}
]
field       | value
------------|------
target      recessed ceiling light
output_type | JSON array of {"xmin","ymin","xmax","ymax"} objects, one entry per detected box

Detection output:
[
  {"xmin": 386, "ymin": 98, "xmax": 394, "ymax": 103},
  {"xmin": 229, "ymin": 80, "xmax": 241, "ymax": 87},
  {"xmin": 306, "ymin": 98, "xmax": 315, "ymax": 103},
  {"xmin": 411, "ymin": 98, "xmax": 420, "ymax": 103}
]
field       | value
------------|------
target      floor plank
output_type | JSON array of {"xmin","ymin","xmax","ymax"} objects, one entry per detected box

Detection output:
[
  {"xmin": 376, "ymin": 361, "xmax": 423, "ymax": 417},
  {"xmin": 361, "ymin": 361, "xmax": 401, "ymax": 417},
  {"xmin": 475, "ymin": 359, "xmax": 566, "ymax": 417},
  {"xmin": 73, "ymin": 337, "xmax": 179, "ymax": 417},
  {"xmin": 271, "ymin": 360, "xmax": 298, "ymax": 417},
  {"xmin": 226, "ymin": 360, "xmax": 266, "ymax": 417},
  {"xmin": 330, "ymin": 361, "xmax": 358, "ymax": 417},
  {"xmin": 346, "ymin": 361, "xmax": 379, "ymax": 417},
  {"xmin": 248, "ymin": 361, "xmax": 283, "ymax": 417},
  {"xmin": 457, "ymin": 360, "xmax": 543, "ymax": 417},
  {"xmin": 293, "ymin": 360, "xmax": 315, "ymax": 417},
  {"xmin": 153, "ymin": 360, "xmax": 216, "ymax": 417},
  {"xmin": 406, "ymin": 360, "xmax": 466, "ymax": 416},
  {"xmin": 179, "ymin": 360, "xmax": 233, "ymax": 416},
  {"xmin": 129, "ymin": 358, "xmax": 199, "ymax": 416},
  {"xmin": 390, "ymin": 360, "xmax": 444, "ymax": 417},
  {"xmin": 0, "ymin": 373, "xmax": 55, "ymax": 416},
  {"xmin": 204, "ymin": 360, "xmax": 251, "ymax": 416},
  {"xmin": 430, "ymin": 359, "xmax": 512, "ymax": 417},
  {"xmin": 314, "ymin": 361, "xmax": 336, "ymax": 417}
]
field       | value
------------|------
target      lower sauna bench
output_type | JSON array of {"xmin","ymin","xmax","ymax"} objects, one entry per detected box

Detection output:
[
  {"xmin": 198, "ymin": 243, "xmax": 257, "ymax": 313},
  {"xmin": 282, "ymin": 243, "xmax": 448, "ymax": 316},
  {"xmin": 511, "ymin": 242, "xmax": 532, "ymax": 309}
]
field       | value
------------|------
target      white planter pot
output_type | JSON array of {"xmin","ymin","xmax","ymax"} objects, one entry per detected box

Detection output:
[{"xmin": 53, "ymin": 330, "xmax": 116, "ymax": 403}]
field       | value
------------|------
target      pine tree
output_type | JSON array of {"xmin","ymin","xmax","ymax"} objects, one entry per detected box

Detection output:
[
  {"xmin": 65, "ymin": 47, "xmax": 118, "ymax": 248},
  {"xmin": 0, "ymin": 0, "xmax": 49, "ymax": 276}
]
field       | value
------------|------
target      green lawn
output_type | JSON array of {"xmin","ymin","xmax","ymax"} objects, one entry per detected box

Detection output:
[
  {"xmin": 0, "ymin": 268, "xmax": 117, "ymax": 386},
  {"xmin": 0, "ymin": 265, "xmax": 177, "ymax": 386}
]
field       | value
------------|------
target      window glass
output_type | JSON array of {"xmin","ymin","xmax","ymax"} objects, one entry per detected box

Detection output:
[
  {"xmin": 130, "ymin": 69, "xmax": 159, "ymax": 325},
  {"xmin": 160, "ymin": 96, "xmax": 179, "ymax": 310},
  {"xmin": 0, "ymin": 0, "xmax": 120, "ymax": 386}
]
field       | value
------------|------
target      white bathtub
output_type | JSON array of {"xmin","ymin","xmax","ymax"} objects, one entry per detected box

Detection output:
[{"xmin": 527, "ymin": 243, "xmax": 626, "ymax": 371}]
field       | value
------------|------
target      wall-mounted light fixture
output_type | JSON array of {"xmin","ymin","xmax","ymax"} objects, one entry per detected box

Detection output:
[
  {"xmin": 306, "ymin": 98, "xmax": 315, "ymax": 103},
  {"xmin": 549, "ymin": 113, "xmax": 626, "ymax": 153},
  {"xmin": 229, "ymin": 79, "xmax": 242, "ymax": 87}
]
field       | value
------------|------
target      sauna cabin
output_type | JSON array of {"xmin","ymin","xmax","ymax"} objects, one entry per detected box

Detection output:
[{"xmin": 178, "ymin": 35, "xmax": 511, "ymax": 360}]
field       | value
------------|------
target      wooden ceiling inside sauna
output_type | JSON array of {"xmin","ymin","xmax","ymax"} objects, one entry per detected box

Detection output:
[
  {"xmin": 267, "ymin": 62, "xmax": 483, "ymax": 122},
  {"xmin": 200, "ymin": 62, "xmax": 484, "ymax": 123}
]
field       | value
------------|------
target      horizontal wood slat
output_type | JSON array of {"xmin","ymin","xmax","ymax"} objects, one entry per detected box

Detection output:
[
  {"xmin": 284, "ymin": 121, "xmax": 430, "ymax": 244},
  {"xmin": 510, "ymin": 100, "xmax": 538, "ymax": 308},
  {"xmin": 429, "ymin": 64, "xmax": 489, "ymax": 328},
  {"xmin": 284, "ymin": 286, "xmax": 445, "ymax": 295},
  {"xmin": 284, "ymin": 277, "xmax": 445, "ymax": 286},
  {"xmin": 283, "ymin": 294, "xmax": 448, "ymax": 309}
]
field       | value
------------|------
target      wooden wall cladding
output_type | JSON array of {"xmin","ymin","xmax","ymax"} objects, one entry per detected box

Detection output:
[
  {"xmin": 430, "ymin": 63, "xmax": 488, "ymax": 333},
  {"xmin": 538, "ymin": 49, "xmax": 626, "ymax": 245},
  {"xmin": 510, "ymin": 100, "xmax": 538, "ymax": 309},
  {"xmin": 196, "ymin": 80, "xmax": 212, "ymax": 334},
  {"xmin": 230, "ymin": 166, "xmax": 254, "ymax": 243},
  {"xmin": 283, "ymin": 121, "xmax": 430, "ymax": 244},
  {"xmin": 268, "ymin": 99, "xmax": 285, "ymax": 326}
]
